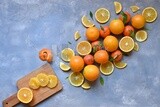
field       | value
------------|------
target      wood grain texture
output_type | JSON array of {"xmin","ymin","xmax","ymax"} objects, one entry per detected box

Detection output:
[{"xmin": 3, "ymin": 63, "xmax": 63, "ymax": 107}]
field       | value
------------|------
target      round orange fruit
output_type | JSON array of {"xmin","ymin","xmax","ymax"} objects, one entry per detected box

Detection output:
[
  {"xmin": 109, "ymin": 19, "xmax": 124, "ymax": 35},
  {"xmin": 111, "ymin": 50, "xmax": 123, "ymax": 62},
  {"xmin": 103, "ymin": 36, "xmax": 119, "ymax": 52},
  {"xmin": 131, "ymin": 14, "xmax": 146, "ymax": 29},
  {"xmin": 86, "ymin": 27, "xmax": 99, "ymax": 41},
  {"xmin": 94, "ymin": 50, "xmax": 109, "ymax": 64},
  {"xmin": 83, "ymin": 65, "xmax": 100, "ymax": 81},
  {"xmin": 70, "ymin": 56, "xmax": 84, "ymax": 72}
]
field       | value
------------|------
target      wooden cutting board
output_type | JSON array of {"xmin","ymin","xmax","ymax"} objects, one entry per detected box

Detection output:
[{"xmin": 3, "ymin": 63, "xmax": 63, "ymax": 107}]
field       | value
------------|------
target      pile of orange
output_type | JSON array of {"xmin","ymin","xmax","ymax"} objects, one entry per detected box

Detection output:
[{"xmin": 59, "ymin": 2, "xmax": 157, "ymax": 89}]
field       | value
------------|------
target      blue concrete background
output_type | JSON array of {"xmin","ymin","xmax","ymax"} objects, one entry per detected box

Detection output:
[{"xmin": 0, "ymin": 0, "xmax": 160, "ymax": 107}]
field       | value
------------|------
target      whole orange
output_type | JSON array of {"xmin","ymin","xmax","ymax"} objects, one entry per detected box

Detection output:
[
  {"xmin": 111, "ymin": 50, "xmax": 123, "ymax": 62},
  {"xmin": 99, "ymin": 26, "xmax": 110, "ymax": 38},
  {"xmin": 86, "ymin": 27, "xmax": 99, "ymax": 41},
  {"xmin": 109, "ymin": 19, "xmax": 124, "ymax": 35},
  {"xmin": 83, "ymin": 54, "xmax": 94, "ymax": 65},
  {"xmin": 103, "ymin": 36, "xmax": 119, "ymax": 52},
  {"xmin": 70, "ymin": 56, "xmax": 84, "ymax": 72},
  {"xmin": 131, "ymin": 14, "xmax": 146, "ymax": 29},
  {"xmin": 119, "ymin": 12, "xmax": 131, "ymax": 24},
  {"xmin": 83, "ymin": 65, "xmax": 100, "ymax": 81},
  {"xmin": 94, "ymin": 50, "xmax": 109, "ymax": 64}
]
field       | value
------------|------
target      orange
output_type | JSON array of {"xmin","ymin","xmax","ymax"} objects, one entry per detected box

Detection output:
[
  {"xmin": 70, "ymin": 56, "xmax": 84, "ymax": 72},
  {"xmin": 94, "ymin": 50, "xmax": 109, "ymax": 64},
  {"xmin": 109, "ymin": 19, "xmax": 124, "ymax": 35},
  {"xmin": 83, "ymin": 65, "xmax": 100, "ymax": 81},
  {"xmin": 111, "ymin": 50, "xmax": 123, "ymax": 62},
  {"xmin": 103, "ymin": 36, "xmax": 119, "ymax": 52},
  {"xmin": 86, "ymin": 27, "xmax": 99, "ymax": 41},
  {"xmin": 99, "ymin": 26, "xmax": 110, "ymax": 38},
  {"xmin": 119, "ymin": 12, "xmax": 131, "ymax": 24},
  {"xmin": 83, "ymin": 54, "xmax": 94, "ymax": 65},
  {"xmin": 131, "ymin": 14, "xmax": 146, "ymax": 29},
  {"xmin": 17, "ymin": 87, "xmax": 33, "ymax": 104}
]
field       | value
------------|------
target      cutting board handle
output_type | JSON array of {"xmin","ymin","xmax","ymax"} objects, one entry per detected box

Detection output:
[{"xmin": 3, "ymin": 93, "xmax": 20, "ymax": 107}]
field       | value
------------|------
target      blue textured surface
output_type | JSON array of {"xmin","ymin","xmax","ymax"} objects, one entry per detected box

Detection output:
[{"xmin": 1, "ymin": 0, "xmax": 160, "ymax": 107}]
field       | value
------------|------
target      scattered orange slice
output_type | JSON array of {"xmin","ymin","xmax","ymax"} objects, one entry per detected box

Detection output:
[
  {"xmin": 76, "ymin": 41, "xmax": 92, "ymax": 56},
  {"xmin": 130, "ymin": 5, "xmax": 140, "ymax": 13},
  {"xmin": 119, "ymin": 36, "xmax": 135, "ymax": 53},
  {"xmin": 81, "ymin": 15, "xmax": 95, "ymax": 28},
  {"xmin": 61, "ymin": 48, "xmax": 75, "ymax": 62},
  {"xmin": 142, "ymin": 7, "xmax": 158, "ymax": 22},
  {"xmin": 100, "ymin": 61, "xmax": 114, "ymax": 76},
  {"xmin": 114, "ymin": 1, "xmax": 122, "ymax": 14},
  {"xmin": 95, "ymin": 8, "xmax": 110, "ymax": 23},
  {"xmin": 135, "ymin": 30, "xmax": 148, "ymax": 42},
  {"xmin": 69, "ymin": 72, "xmax": 84, "ymax": 87},
  {"xmin": 113, "ymin": 61, "xmax": 127, "ymax": 69}
]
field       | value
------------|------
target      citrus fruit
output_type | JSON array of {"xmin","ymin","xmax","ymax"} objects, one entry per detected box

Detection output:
[
  {"xmin": 103, "ymin": 36, "xmax": 119, "ymax": 52},
  {"xmin": 135, "ymin": 30, "xmax": 148, "ymax": 42},
  {"xmin": 95, "ymin": 8, "xmax": 110, "ymax": 23},
  {"xmin": 39, "ymin": 48, "xmax": 53, "ymax": 63},
  {"xmin": 83, "ymin": 54, "xmax": 94, "ymax": 65},
  {"xmin": 123, "ymin": 25, "xmax": 135, "ymax": 36},
  {"xmin": 133, "ymin": 42, "xmax": 139, "ymax": 51},
  {"xmin": 91, "ymin": 40, "xmax": 103, "ymax": 53},
  {"xmin": 119, "ymin": 11, "xmax": 131, "ymax": 24},
  {"xmin": 61, "ymin": 48, "xmax": 75, "ymax": 62},
  {"xmin": 81, "ymin": 81, "xmax": 91, "ymax": 90},
  {"xmin": 29, "ymin": 77, "xmax": 40, "ymax": 89},
  {"xmin": 109, "ymin": 19, "xmax": 124, "ymax": 35},
  {"xmin": 74, "ymin": 31, "xmax": 81, "ymax": 41},
  {"xmin": 119, "ymin": 36, "xmax": 135, "ymax": 53},
  {"xmin": 100, "ymin": 61, "xmax": 114, "ymax": 76},
  {"xmin": 60, "ymin": 62, "xmax": 70, "ymax": 71},
  {"xmin": 69, "ymin": 72, "xmax": 84, "ymax": 87},
  {"xmin": 47, "ymin": 75, "xmax": 58, "ymax": 88},
  {"xmin": 142, "ymin": 7, "xmax": 157, "ymax": 23},
  {"xmin": 113, "ymin": 61, "xmax": 127, "ymax": 69},
  {"xmin": 36, "ymin": 73, "xmax": 49, "ymax": 87},
  {"xmin": 70, "ymin": 56, "xmax": 84, "ymax": 72},
  {"xmin": 111, "ymin": 50, "xmax": 123, "ymax": 62},
  {"xmin": 130, "ymin": 5, "xmax": 140, "ymax": 13},
  {"xmin": 86, "ymin": 27, "xmax": 99, "ymax": 41},
  {"xmin": 131, "ymin": 14, "xmax": 146, "ymax": 29},
  {"xmin": 17, "ymin": 87, "xmax": 33, "ymax": 104},
  {"xmin": 76, "ymin": 41, "xmax": 92, "ymax": 56},
  {"xmin": 114, "ymin": 1, "xmax": 122, "ymax": 14},
  {"xmin": 81, "ymin": 15, "xmax": 95, "ymax": 28},
  {"xmin": 99, "ymin": 26, "xmax": 110, "ymax": 38},
  {"xmin": 94, "ymin": 50, "xmax": 109, "ymax": 64},
  {"xmin": 83, "ymin": 65, "xmax": 100, "ymax": 81}
]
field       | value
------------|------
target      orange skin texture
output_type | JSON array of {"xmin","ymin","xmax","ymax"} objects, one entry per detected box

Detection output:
[
  {"xmin": 99, "ymin": 26, "xmax": 110, "ymax": 38},
  {"xmin": 103, "ymin": 36, "xmax": 119, "ymax": 52},
  {"xmin": 86, "ymin": 27, "xmax": 100, "ymax": 41},
  {"xmin": 70, "ymin": 56, "xmax": 84, "ymax": 72},
  {"xmin": 39, "ymin": 48, "xmax": 53, "ymax": 63},
  {"xmin": 109, "ymin": 19, "xmax": 124, "ymax": 35},
  {"xmin": 83, "ymin": 54, "xmax": 94, "ymax": 65},
  {"xmin": 131, "ymin": 14, "xmax": 146, "ymax": 29},
  {"xmin": 91, "ymin": 40, "xmax": 103, "ymax": 52},
  {"xmin": 83, "ymin": 65, "xmax": 100, "ymax": 81},
  {"xmin": 111, "ymin": 50, "xmax": 123, "ymax": 62},
  {"xmin": 123, "ymin": 25, "xmax": 135, "ymax": 36},
  {"xmin": 119, "ymin": 12, "xmax": 131, "ymax": 24},
  {"xmin": 94, "ymin": 50, "xmax": 109, "ymax": 64}
]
